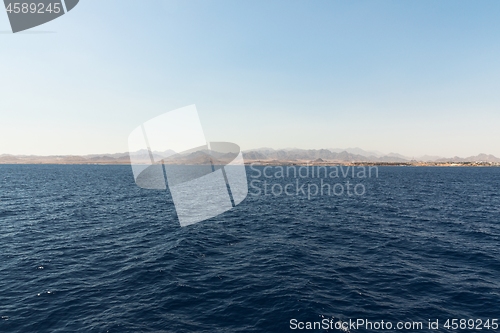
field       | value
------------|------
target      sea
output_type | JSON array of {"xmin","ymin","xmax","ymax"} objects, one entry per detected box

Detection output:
[{"xmin": 1, "ymin": 165, "xmax": 499, "ymax": 332}]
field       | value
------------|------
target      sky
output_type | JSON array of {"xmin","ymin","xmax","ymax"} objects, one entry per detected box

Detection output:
[{"xmin": 1, "ymin": 0, "xmax": 500, "ymax": 158}]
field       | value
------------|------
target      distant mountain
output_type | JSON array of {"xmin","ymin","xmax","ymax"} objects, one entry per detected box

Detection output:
[
  {"xmin": 435, "ymin": 154, "xmax": 500, "ymax": 163},
  {"xmin": 329, "ymin": 147, "xmax": 385, "ymax": 158},
  {"xmin": 242, "ymin": 148, "xmax": 408, "ymax": 163},
  {"xmin": 386, "ymin": 152, "xmax": 410, "ymax": 160},
  {"xmin": 417, "ymin": 155, "xmax": 443, "ymax": 162},
  {"xmin": 0, "ymin": 150, "xmax": 176, "ymax": 165},
  {"xmin": 242, "ymin": 148, "xmax": 500, "ymax": 164},
  {"xmin": 1, "ymin": 149, "xmax": 499, "ymax": 165}
]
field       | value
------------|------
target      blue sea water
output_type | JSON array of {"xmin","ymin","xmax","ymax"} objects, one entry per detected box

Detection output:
[{"xmin": 1, "ymin": 165, "xmax": 499, "ymax": 332}]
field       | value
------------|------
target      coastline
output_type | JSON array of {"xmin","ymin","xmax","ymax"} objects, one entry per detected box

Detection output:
[
  {"xmin": 1, "ymin": 160, "xmax": 499, "ymax": 167},
  {"xmin": 243, "ymin": 160, "xmax": 500, "ymax": 167}
]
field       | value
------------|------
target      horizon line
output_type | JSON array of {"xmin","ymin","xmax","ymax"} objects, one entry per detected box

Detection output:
[{"xmin": 1, "ymin": 147, "xmax": 499, "ymax": 160}]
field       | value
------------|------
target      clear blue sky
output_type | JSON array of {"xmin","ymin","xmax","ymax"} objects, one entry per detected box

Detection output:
[{"xmin": 1, "ymin": 0, "xmax": 500, "ymax": 157}]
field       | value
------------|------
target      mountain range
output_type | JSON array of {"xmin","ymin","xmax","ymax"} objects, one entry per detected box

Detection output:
[
  {"xmin": 242, "ymin": 148, "xmax": 500, "ymax": 163},
  {"xmin": 1, "ymin": 148, "xmax": 500, "ymax": 164}
]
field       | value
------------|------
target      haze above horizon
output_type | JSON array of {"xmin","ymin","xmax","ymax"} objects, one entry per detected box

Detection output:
[{"xmin": 1, "ymin": 1, "xmax": 500, "ymax": 157}]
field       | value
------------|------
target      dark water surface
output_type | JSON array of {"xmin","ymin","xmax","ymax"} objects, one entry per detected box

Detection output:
[{"xmin": 1, "ymin": 165, "xmax": 499, "ymax": 332}]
